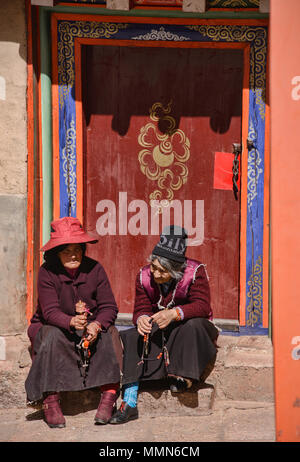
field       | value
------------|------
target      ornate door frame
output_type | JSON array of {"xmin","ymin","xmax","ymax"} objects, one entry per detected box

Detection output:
[{"xmin": 51, "ymin": 13, "xmax": 269, "ymax": 331}]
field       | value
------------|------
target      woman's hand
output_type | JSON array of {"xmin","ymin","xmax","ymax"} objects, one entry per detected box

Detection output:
[
  {"xmin": 70, "ymin": 313, "xmax": 87, "ymax": 331},
  {"xmin": 75, "ymin": 300, "xmax": 86, "ymax": 314},
  {"xmin": 85, "ymin": 322, "xmax": 101, "ymax": 343},
  {"xmin": 151, "ymin": 309, "xmax": 178, "ymax": 330},
  {"xmin": 137, "ymin": 316, "xmax": 153, "ymax": 336}
]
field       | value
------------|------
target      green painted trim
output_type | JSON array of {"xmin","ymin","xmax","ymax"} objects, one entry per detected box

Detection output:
[
  {"xmin": 43, "ymin": 5, "xmax": 268, "ymax": 19},
  {"xmin": 39, "ymin": 8, "xmax": 53, "ymax": 245}
]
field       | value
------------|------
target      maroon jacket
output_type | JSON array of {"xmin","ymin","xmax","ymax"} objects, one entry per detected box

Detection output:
[
  {"xmin": 132, "ymin": 261, "xmax": 212, "ymax": 325},
  {"xmin": 28, "ymin": 256, "xmax": 118, "ymax": 343}
]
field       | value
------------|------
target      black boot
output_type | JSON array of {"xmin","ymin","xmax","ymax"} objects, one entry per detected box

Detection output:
[
  {"xmin": 109, "ymin": 401, "xmax": 138, "ymax": 424},
  {"xmin": 168, "ymin": 375, "xmax": 193, "ymax": 392}
]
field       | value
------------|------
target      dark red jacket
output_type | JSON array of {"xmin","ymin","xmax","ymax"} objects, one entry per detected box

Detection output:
[
  {"xmin": 28, "ymin": 256, "xmax": 118, "ymax": 343},
  {"xmin": 132, "ymin": 261, "xmax": 212, "ymax": 325}
]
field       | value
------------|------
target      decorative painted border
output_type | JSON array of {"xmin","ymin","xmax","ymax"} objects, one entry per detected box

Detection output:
[
  {"xmin": 208, "ymin": 0, "xmax": 259, "ymax": 7},
  {"xmin": 52, "ymin": 15, "xmax": 268, "ymax": 328},
  {"xmin": 62, "ymin": 1, "xmax": 106, "ymax": 4},
  {"xmin": 61, "ymin": 0, "xmax": 260, "ymax": 7},
  {"xmin": 134, "ymin": 0, "xmax": 183, "ymax": 5}
]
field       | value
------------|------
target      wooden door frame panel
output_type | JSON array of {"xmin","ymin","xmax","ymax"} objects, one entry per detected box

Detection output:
[{"xmin": 51, "ymin": 13, "xmax": 269, "ymax": 330}]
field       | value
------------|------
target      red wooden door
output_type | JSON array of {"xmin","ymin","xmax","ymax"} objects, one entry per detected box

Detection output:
[{"xmin": 82, "ymin": 44, "xmax": 243, "ymax": 321}]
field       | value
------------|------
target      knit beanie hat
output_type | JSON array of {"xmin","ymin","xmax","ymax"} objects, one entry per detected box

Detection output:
[{"xmin": 152, "ymin": 225, "xmax": 188, "ymax": 263}]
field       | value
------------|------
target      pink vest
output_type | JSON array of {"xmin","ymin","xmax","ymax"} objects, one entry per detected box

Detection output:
[{"xmin": 140, "ymin": 258, "xmax": 207, "ymax": 307}]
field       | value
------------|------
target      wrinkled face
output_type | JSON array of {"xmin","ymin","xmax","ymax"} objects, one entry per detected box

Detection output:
[
  {"xmin": 150, "ymin": 258, "xmax": 172, "ymax": 284},
  {"xmin": 58, "ymin": 244, "xmax": 83, "ymax": 270}
]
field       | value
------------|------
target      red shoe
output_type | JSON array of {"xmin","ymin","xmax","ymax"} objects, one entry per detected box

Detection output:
[
  {"xmin": 42, "ymin": 393, "xmax": 66, "ymax": 428},
  {"xmin": 94, "ymin": 391, "xmax": 117, "ymax": 425}
]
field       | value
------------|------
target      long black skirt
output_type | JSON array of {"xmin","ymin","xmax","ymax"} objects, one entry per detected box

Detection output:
[
  {"xmin": 120, "ymin": 318, "xmax": 219, "ymax": 385},
  {"xmin": 25, "ymin": 325, "xmax": 122, "ymax": 403}
]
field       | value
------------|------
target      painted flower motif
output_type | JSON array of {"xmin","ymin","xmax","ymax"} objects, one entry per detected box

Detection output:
[{"xmin": 138, "ymin": 102, "xmax": 190, "ymax": 206}]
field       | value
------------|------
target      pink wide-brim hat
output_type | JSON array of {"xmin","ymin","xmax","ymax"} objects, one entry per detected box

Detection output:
[{"xmin": 40, "ymin": 217, "xmax": 98, "ymax": 252}]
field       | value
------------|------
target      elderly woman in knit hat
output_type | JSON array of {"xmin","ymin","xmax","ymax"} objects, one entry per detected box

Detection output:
[
  {"xmin": 25, "ymin": 217, "xmax": 122, "ymax": 428},
  {"xmin": 109, "ymin": 225, "xmax": 219, "ymax": 425}
]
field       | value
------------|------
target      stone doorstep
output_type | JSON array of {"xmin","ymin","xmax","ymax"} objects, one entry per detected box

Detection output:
[
  {"xmin": 216, "ymin": 333, "xmax": 273, "ymax": 351},
  {"xmin": 137, "ymin": 381, "xmax": 215, "ymax": 417},
  {"xmin": 209, "ymin": 336, "xmax": 274, "ymax": 403},
  {"xmin": 0, "ymin": 334, "xmax": 274, "ymax": 412},
  {"xmin": 54, "ymin": 381, "xmax": 215, "ymax": 418},
  {"xmin": 209, "ymin": 365, "xmax": 274, "ymax": 402},
  {"xmin": 214, "ymin": 334, "xmax": 274, "ymax": 369}
]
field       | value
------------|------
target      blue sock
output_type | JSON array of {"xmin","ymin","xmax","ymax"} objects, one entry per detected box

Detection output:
[{"xmin": 123, "ymin": 382, "xmax": 139, "ymax": 408}]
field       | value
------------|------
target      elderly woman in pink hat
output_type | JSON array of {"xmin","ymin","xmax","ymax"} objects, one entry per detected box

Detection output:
[{"xmin": 25, "ymin": 217, "xmax": 122, "ymax": 428}]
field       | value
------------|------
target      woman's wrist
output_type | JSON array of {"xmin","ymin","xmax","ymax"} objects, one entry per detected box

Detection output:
[
  {"xmin": 92, "ymin": 320, "xmax": 102, "ymax": 332},
  {"xmin": 173, "ymin": 307, "xmax": 183, "ymax": 321},
  {"xmin": 137, "ymin": 314, "xmax": 150, "ymax": 325}
]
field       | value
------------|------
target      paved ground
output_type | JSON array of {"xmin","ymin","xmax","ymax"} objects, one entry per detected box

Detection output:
[
  {"xmin": 0, "ymin": 399, "xmax": 275, "ymax": 444},
  {"xmin": 1, "ymin": 332, "xmax": 278, "ymax": 453}
]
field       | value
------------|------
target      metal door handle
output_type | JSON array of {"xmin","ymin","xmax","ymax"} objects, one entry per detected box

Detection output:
[{"xmin": 232, "ymin": 143, "xmax": 242, "ymax": 200}]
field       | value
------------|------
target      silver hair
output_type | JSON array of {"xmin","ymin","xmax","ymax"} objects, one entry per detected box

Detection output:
[{"xmin": 149, "ymin": 254, "xmax": 186, "ymax": 281}]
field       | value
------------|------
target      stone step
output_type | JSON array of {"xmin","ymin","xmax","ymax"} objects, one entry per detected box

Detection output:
[
  {"xmin": 0, "ymin": 333, "xmax": 274, "ymax": 415},
  {"xmin": 210, "ymin": 334, "xmax": 274, "ymax": 402},
  {"xmin": 57, "ymin": 381, "xmax": 215, "ymax": 418},
  {"xmin": 33, "ymin": 334, "xmax": 275, "ymax": 417},
  {"xmin": 137, "ymin": 380, "xmax": 215, "ymax": 417}
]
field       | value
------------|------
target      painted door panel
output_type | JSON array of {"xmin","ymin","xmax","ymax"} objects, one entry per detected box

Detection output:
[{"xmin": 82, "ymin": 45, "xmax": 243, "ymax": 319}]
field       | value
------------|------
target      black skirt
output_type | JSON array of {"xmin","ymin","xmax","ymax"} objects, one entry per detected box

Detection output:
[
  {"xmin": 120, "ymin": 318, "xmax": 219, "ymax": 385},
  {"xmin": 25, "ymin": 324, "xmax": 122, "ymax": 403}
]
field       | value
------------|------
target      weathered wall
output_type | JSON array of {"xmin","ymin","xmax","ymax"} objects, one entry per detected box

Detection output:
[{"xmin": 0, "ymin": 0, "xmax": 27, "ymax": 336}]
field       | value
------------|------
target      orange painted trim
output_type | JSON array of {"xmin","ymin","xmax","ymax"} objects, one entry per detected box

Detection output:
[
  {"xmin": 26, "ymin": 0, "xmax": 35, "ymax": 324},
  {"xmin": 51, "ymin": 14, "xmax": 60, "ymax": 220},
  {"xmin": 76, "ymin": 36, "xmax": 248, "ymax": 49},
  {"xmin": 52, "ymin": 12, "xmax": 268, "ymax": 27},
  {"xmin": 239, "ymin": 43, "xmax": 250, "ymax": 326}
]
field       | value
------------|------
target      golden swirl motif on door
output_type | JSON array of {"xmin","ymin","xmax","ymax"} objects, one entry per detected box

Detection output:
[{"xmin": 138, "ymin": 102, "xmax": 190, "ymax": 208}]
